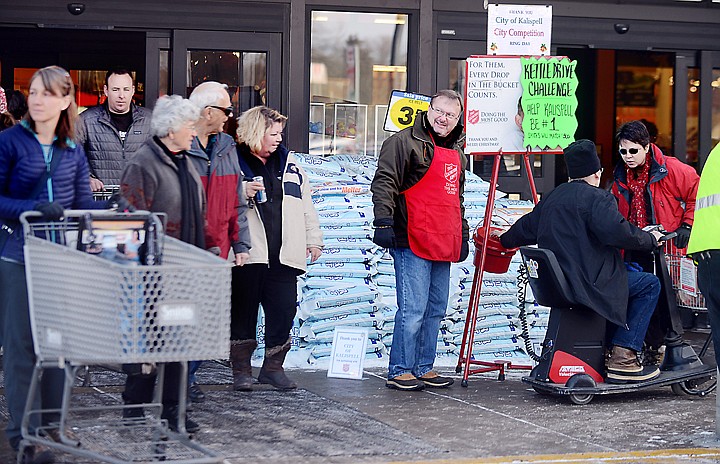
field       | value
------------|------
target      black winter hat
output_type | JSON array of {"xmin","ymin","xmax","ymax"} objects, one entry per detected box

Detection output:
[{"xmin": 564, "ymin": 139, "xmax": 601, "ymax": 179}]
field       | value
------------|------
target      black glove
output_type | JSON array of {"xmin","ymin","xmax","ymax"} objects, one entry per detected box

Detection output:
[
  {"xmin": 34, "ymin": 201, "xmax": 64, "ymax": 220},
  {"xmin": 373, "ymin": 227, "xmax": 395, "ymax": 249},
  {"xmin": 459, "ymin": 240, "xmax": 469, "ymax": 262},
  {"xmin": 372, "ymin": 218, "xmax": 395, "ymax": 249},
  {"xmin": 674, "ymin": 223, "xmax": 691, "ymax": 249},
  {"xmin": 107, "ymin": 192, "xmax": 136, "ymax": 212}
]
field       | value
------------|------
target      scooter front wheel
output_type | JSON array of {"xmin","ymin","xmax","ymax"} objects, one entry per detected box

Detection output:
[{"xmin": 671, "ymin": 377, "xmax": 717, "ymax": 397}]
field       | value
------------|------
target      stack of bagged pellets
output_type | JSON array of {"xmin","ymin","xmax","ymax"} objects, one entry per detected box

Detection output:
[
  {"xmin": 292, "ymin": 154, "xmax": 389, "ymax": 367},
  {"xmin": 286, "ymin": 153, "xmax": 542, "ymax": 369}
]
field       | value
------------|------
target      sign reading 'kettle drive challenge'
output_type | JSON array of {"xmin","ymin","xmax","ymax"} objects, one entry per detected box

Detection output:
[
  {"xmin": 520, "ymin": 57, "xmax": 579, "ymax": 151},
  {"xmin": 464, "ymin": 56, "xmax": 578, "ymax": 154}
]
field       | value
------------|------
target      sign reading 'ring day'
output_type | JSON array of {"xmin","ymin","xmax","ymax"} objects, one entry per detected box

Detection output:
[{"xmin": 383, "ymin": 90, "xmax": 431, "ymax": 133}]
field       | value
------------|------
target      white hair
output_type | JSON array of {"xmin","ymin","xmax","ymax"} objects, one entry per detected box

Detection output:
[
  {"xmin": 188, "ymin": 81, "xmax": 229, "ymax": 110},
  {"xmin": 150, "ymin": 95, "xmax": 200, "ymax": 137}
]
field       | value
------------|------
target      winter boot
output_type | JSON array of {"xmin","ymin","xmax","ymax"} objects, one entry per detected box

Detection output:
[
  {"xmin": 606, "ymin": 345, "xmax": 659, "ymax": 383},
  {"xmin": 230, "ymin": 339, "xmax": 257, "ymax": 391},
  {"xmin": 257, "ymin": 338, "xmax": 297, "ymax": 390}
]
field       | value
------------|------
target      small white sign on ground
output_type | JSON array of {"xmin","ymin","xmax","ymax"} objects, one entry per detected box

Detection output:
[{"xmin": 327, "ymin": 327, "xmax": 368, "ymax": 379}]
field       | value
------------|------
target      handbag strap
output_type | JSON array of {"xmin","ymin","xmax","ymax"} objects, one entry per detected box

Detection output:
[{"xmin": 29, "ymin": 147, "xmax": 63, "ymax": 201}]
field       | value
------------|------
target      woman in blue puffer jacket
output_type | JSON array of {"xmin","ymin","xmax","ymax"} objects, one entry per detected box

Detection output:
[{"xmin": 0, "ymin": 66, "xmax": 102, "ymax": 464}]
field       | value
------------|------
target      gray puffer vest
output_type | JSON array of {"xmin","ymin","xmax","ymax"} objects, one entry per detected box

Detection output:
[{"xmin": 78, "ymin": 103, "xmax": 152, "ymax": 185}]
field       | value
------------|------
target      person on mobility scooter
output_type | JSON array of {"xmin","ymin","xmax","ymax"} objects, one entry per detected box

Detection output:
[{"xmin": 500, "ymin": 139, "xmax": 665, "ymax": 383}]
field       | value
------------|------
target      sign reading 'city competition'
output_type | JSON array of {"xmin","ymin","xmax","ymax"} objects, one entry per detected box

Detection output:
[{"xmin": 487, "ymin": 4, "xmax": 552, "ymax": 56}]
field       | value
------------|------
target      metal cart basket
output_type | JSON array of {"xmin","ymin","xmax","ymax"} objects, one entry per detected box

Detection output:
[
  {"xmin": 19, "ymin": 210, "xmax": 231, "ymax": 463},
  {"xmin": 664, "ymin": 241, "xmax": 706, "ymax": 311}
]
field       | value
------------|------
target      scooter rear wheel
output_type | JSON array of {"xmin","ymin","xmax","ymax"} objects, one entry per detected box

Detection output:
[{"xmin": 565, "ymin": 373, "xmax": 596, "ymax": 405}]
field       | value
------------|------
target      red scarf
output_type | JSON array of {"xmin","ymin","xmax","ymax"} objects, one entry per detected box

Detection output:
[{"xmin": 626, "ymin": 159, "xmax": 651, "ymax": 229}]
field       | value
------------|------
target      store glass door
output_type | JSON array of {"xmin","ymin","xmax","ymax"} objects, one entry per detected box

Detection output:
[{"xmin": 172, "ymin": 31, "xmax": 282, "ymax": 120}]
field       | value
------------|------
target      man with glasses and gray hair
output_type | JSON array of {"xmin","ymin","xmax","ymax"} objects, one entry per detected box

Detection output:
[
  {"xmin": 371, "ymin": 89, "xmax": 469, "ymax": 391},
  {"xmin": 186, "ymin": 81, "xmax": 251, "ymax": 403}
]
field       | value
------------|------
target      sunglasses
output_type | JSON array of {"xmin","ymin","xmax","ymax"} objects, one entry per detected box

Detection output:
[
  {"xmin": 208, "ymin": 105, "xmax": 233, "ymax": 117},
  {"xmin": 619, "ymin": 147, "xmax": 641, "ymax": 156}
]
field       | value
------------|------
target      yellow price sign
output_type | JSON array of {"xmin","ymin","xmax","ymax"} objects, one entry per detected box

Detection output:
[{"xmin": 383, "ymin": 90, "xmax": 431, "ymax": 133}]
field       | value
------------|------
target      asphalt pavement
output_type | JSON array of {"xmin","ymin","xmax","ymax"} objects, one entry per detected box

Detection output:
[{"xmin": 1, "ymin": 329, "xmax": 719, "ymax": 464}]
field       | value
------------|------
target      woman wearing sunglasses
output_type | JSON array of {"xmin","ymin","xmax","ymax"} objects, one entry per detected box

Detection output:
[{"xmin": 611, "ymin": 119, "xmax": 699, "ymax": 363}]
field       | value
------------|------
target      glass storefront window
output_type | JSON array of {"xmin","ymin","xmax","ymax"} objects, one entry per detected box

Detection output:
[
  {"xmin": 615, "ymin": 51, "xmax": 674, "ymax": 158},
  {"xmin": 687, "ymin": 68, "xmax": 700, "ymax": 169},
  {"xmin": 712, "ymin": 69, "xmax": 720, "ymax": 154},
  {"xmin": 310, "ymin": 11, "xmax": 409, "ymax": 156},
  {"xmin": 186, "ymin": 50, "xmax": 267, "ymax": 116},
  {"xmin": 14, "ymin": 68, "xmax": 145, "ymax": 114}
]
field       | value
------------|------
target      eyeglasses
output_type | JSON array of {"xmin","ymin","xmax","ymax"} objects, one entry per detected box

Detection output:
[
  {"xmin": 619, "ymin": 147, "xmax": 640, "ymax": 156},
  {"xmin": 208, "ymin": 105, "xmax": 233, "ymax": 117},
  {"xmin": 430, "ymin": 105, "xmax": 460, "ymax": 121}
]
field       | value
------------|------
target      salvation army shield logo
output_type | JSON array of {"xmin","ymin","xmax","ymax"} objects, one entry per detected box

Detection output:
[
  {"xmin": 444, "ymin": 163, "xmax": 458, "ymax": 183},
  {"xmin": 467, "ymin": 109, "xmax": 480, "ymax": 125}
]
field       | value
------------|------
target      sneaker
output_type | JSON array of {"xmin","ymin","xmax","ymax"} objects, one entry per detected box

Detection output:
[
  {"xmin": 19, "ymin": 443, "xmax": 55, "ymax": 464},
  {"xmin": 386, "ymin": 374, "xmax": 424, "ymax": 391},
  {"xmin": 188, "ymin": 382, "xmax": 206, "ymax": 403},
  {"xmin": 419, "ymin": 372, "xmax": 455, "ymax": 388}
]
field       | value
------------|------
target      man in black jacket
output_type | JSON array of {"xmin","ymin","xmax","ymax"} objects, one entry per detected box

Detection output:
[{"xmin": 500, "ymin": 139, "xmax": 664, "ymax": 383}]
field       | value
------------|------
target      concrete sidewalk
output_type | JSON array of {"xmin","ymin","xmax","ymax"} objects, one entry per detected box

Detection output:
[{"xmin": 1, "ymin": 331, "xmax": 719, "ymax": 463}]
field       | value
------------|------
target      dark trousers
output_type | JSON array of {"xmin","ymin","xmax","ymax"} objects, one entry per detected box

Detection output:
[
  {"xmin": 0, "ymin": 260, "xmax": 64, "ymax": 450},
  {"xmin": 122, "ymin": 362, "xmax": 182, "ymax": 407},
  {"xmin": 697, "ymin": 250, "xmax": 720, "ymax": 368},
  {"xmin": 230, "ymin": 263, "xmax": 297, "ymax": 349}
]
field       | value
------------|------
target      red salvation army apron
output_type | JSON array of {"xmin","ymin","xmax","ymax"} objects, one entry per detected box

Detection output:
[{"xmin": 401, "ymin": 139, "xmax": 462, "ymax": 261}]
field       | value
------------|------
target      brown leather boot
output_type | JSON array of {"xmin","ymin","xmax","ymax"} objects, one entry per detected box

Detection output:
[
  {"xmin": 257, "ymin": 338, "xmax": 297, "ymax": 390},
  {"xmin": 606, "ymin": 345, "xmax": 659, "ymax": 383},
  {"xmin": 230, "ymin": 339, "xmax": 257, "ymax": 391}
]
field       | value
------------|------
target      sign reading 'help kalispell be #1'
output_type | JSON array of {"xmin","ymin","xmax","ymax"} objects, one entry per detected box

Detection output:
[{"xmin": 383, "ymin": 90, "xmax": 431, "ymax": 133}]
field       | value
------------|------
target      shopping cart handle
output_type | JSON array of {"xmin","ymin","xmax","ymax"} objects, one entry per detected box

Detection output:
[{"xmin": 658, "ymin": 231, "xmax": 677, "ymax": 243}]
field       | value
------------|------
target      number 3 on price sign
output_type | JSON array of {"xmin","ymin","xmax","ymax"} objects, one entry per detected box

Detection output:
[{"xmin": 383, "ymin": 90, "xmax": 431, "ymax": 133}]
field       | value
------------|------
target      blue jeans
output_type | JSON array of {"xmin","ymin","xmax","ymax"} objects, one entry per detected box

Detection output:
[
  {"xmin": 388, "ymin": 247, "xmax": 450, "ymax": 379},
  {"xmin": 611, "ymin": 270, "xmax": 660, "ymax": 352},
  {"xmin": 0, "ymin": 260, "xmax": 64, "ymax": 450},
  {"xmin": 188, "ymin": 360, "xmax": 202, "ymax": 385}
]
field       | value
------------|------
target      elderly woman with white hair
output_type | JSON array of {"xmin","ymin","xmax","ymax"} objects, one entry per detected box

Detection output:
[{"xmin": 119, "ymin": 94, "xmax": 205, "ymax": 433}]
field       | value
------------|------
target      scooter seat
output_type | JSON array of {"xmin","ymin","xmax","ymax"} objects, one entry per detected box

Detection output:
[{"xmin": 520, "ymin": 247, "xmax": 576, "ymax": 309}]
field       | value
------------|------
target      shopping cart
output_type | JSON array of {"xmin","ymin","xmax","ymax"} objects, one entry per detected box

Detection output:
[
  {"xmin": 18, "ymin": 210, "xmax": 232, "ymax": 463},
  {"xmin": 663, "ymin": 240, "xmax": 713, "ymax": 362},
  {"xmin": 92, "ymin": 184, "xmax": 121, "ymax": 201}
]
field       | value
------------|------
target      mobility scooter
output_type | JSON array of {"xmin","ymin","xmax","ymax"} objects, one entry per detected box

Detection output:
[{"xmin": 518, "ymin": 236, "xmax": 716, "ymax": 405}]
